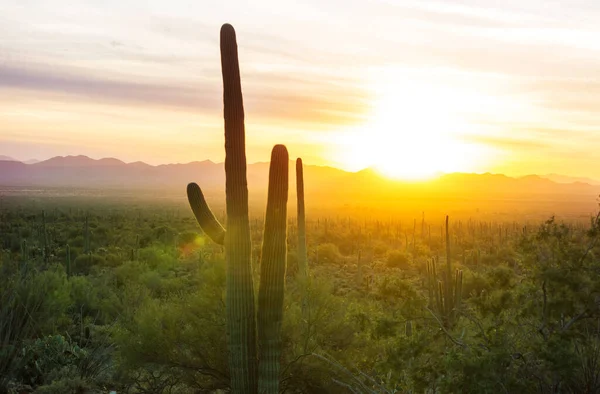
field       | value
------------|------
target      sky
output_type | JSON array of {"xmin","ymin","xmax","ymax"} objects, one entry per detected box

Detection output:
[{"xmin": 1, "ymin": 0, "xmax": 600, "ymax": 179}]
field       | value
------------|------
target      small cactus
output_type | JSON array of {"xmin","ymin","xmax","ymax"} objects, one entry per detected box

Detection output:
[
  {"xmin": 66, "ymin": 244, "xmax": 71, "ymax": 278},
  {"xmin": 84, "ymin": 215, "xmax": 90, "ymax": 254},
  {"xmin": 425, "ymin": 216, "xmax": 463, "ymax": 328},
  {"xmin": 405, "ymin": 320, "xmax": 413, "ymax": 337},
  {"xmin": 41, "ymin": 210, "xmax": 48, "ymax": 263},
  {"xmin": 356, "ymin": 250, "xmax": 363, "ymax": 288},
  {"xmin": 21, "ymin": 239, "xmax": 28, "ymax": 261}
]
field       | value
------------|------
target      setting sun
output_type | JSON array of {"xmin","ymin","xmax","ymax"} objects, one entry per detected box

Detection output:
[{"xmin": 335, "ymin": 68, "xmax": 491, "ymax": 180}]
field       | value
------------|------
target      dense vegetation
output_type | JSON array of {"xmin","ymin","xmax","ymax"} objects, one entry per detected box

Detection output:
[{"xmin": 2, "ymin": 195, "xmax": 600, "ymax": 393}]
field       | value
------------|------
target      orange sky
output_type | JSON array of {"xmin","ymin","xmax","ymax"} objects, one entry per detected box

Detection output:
[{"xmin": 2, "ymin": 1, "xmax": 600, "ymax": 179}]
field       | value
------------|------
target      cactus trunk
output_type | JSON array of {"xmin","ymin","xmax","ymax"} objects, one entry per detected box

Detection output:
[
  {"xmin": 257, "ymin": 145, "xmax": 289, "ymax": 393},
  {"xmin": 296, "ymin": 158, "xmax": 308, "ymax": 280},
  {"xmin": 42, "ymin": 210, "xmax": 48, "ymax": 262},
  {"xmin": 445, "ymin": 215, "xmax": 453, "ymax": 323},
  {"xmin": 220, "ymin": 24, "xmax": 258, "ymax": 394},
  {"xmin": 356, "ymin": 250, "xmax": 363, "ymax": 288},
  {"xmin": 66, "ymin": 244, "xmax": 71, "ymax": 278},
  {"xmin": 405, "ymin": 320, "xmax": 413, "ymax": 337}
]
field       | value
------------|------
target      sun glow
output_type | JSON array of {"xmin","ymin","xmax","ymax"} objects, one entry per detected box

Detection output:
[{"xmin": 337, "ymin": 68, "xmax": 489, "ymax": 180}]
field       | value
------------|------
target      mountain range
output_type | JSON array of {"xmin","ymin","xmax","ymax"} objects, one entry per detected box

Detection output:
[
  {"xmin": 0, "ymin": 155, "xmax": 343, "ymax": 192},
  {"xmin": 0, "ymin": 155, "xmax": 39, "ymax": 164},
  {"xmin": 1, "ymin": 155, "xmax": 599, "ymax": 219}
]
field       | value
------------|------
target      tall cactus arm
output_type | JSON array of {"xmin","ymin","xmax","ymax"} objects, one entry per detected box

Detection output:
[
  {"xmin": 221, "ymin": 23, "xmax": 249, "ymax": 224},
  {"xmin": 257, "ymin": 144, "xmax": 289, "ymax": 394},
  {"xmin": 220, "ymin": 23, "xmax": 258, "ymax": 394},
  {"xmin": 296, "ymin": 158, "xmax": 308, "ymax": 280},
  {"xmin": 187, "ymin": 182, "xmax": 226, "ymax": 245},
  {"xmin": 445, "ymin": 215, "xmax": 453, "ymax": 318}
]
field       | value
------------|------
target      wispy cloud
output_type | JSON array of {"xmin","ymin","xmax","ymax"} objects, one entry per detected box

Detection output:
[
  {"xmin": 0, "ymin": 64, "xmax": 217, "ymax": 109},
  {"xmin": 0, "ymin": 63, "xmax": 369, "ymax": 126}
]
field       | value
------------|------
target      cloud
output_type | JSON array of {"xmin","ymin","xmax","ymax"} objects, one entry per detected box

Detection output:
[
  {"xmin": 0, "ymin": 63, "xmax": 370, "ymax": 127},
  {"xmin": 0, "ymin": 64, "xmax": 216, "ymax": 108},
  {"xmin": 460, "ymin": 133, "xmax": 550, "ymax": 151}
]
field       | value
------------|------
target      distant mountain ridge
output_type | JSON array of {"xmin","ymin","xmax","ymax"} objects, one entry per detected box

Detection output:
[
  {"xmin": 542, "ymin": 173, "xmax": 600, "ymax": 185},
  {"xmin": 0, "ymin": 156, "xmax": 40, "ymax": 164},
  {"xmin": 1, "ymin": 155, "xmax": 600, "ymax": 205}
]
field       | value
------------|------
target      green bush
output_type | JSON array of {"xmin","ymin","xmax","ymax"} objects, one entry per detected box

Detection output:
[
  {"xmin": 386, "ymin": 249, "xmax": 411, "ymax": 269},
  {"xmin": 316, "ymin": 243, "xmax": 342, "ymax": 265}
]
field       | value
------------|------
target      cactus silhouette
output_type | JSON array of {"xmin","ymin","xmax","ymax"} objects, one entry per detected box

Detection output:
[
  {"xmin": 66, "ymin": 244, "xmax": 71, "ymax": 278},
  {"xmin": 425, "ymin": 216, "xmax": 463, "ymax": 328},
  {"xmin": 405, "ymin": 320, "xmax": 413, "ymax": 337},
  {"xmin": 187, "ymin": 24, "xmax": 289, "ymax": 394},
  {"xmin": 41, "ymin": 210, "xmax": 48, "ymax": 262},
  {"xmin": 296, "ymin": 158, "xmax": 308, "ymax": 280},
  {"xmin": 257, "ymin": 146, "xmax": 288, "ymax": 393}
]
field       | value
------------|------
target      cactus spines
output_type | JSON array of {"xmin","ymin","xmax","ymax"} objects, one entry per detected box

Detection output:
[
  {"xmin": 186, "ymin": 23, "xmax": 290, "ymax": 394},
  {"xmin": 257, "ymin": 145, "xmax": 289, "ymax": 393},
  {"xmin": 296, "ymin": 158, "xmax": 308, "ymax": 280},
  {"xmin": 187, "ymin": 183, "xmax": 226, "ymax": 245}
]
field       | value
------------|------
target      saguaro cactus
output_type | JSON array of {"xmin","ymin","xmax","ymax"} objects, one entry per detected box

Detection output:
[
  {"xmin": 187, "ymin": 24, "xmax": 289, "ymax": 394},
  {"xmin": 296, "ymin": 158, "xmax": 308, "ymax": 280},
  {"xmin": 257, "ymin": 146, "xmax": 289, "ymax": 393},
  {"xmin": 425, "ymin": 216, "xmax": 463, "ymax": 328},
  {"xmin": 356, "ymin": 250, "xmax": 363, "ymax": 288},
  {"xmin": 66, "ymin": 244, "xmax": 71, "ymax": 278},
  {"xmin": 445, "ymin": 215, "xmax": 452, "ymax": 323},
  {"xmin": 41, "ymin": 210, "xmax": 48, "ymax": 262}
]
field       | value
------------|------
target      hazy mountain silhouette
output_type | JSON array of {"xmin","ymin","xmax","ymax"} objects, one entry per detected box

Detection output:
[
  {"xmin": 1, "ymin": 156, "xmax": 599, "ymax": 213},
  {"xmin": 0, "ymin": 156, "xmax": 41, "ymax": 164},
  {"xmin": 542, "ymin": 173, "xmax": 600, "ymax": 185},
  {"xmin": 33, "ymin": 155, "xmax": 127, "ymax": 167}
]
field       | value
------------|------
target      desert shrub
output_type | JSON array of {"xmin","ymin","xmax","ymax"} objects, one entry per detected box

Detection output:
[
  {"xmin": 372, "ymin": 240, "xmax": 389, "ymax": 257},
  {"xmin": 386, "ymin": 249, "xmax": 411, "ymax": 269},
  {"xmin": 73, "ymin": 254, "xmax": 106, "ymax": 275},
  {"xmin": 461, "ymin": 269, "xmax": 489, "ymax": 298},
  {"xmin": 138, "ymin": 246, "xmax": 177, "ymax": 270},
  {"xmin": 0, "ymin": 263, "xmax": 71, "ymax": 391},
  {"xmin": 286, "ymin": 251, "xmax": 298, "ymax": 278},
  {"xmin": 113, "ymin": 260, "xmax": 229, "ymax": 392},
  {"xmin": 486, "ymin": 264, "xmax": 515, "ymax": 289},
  {"xmin": 317, "ymin": 243, "xmax": 342, "ymax": 265}
]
